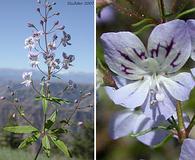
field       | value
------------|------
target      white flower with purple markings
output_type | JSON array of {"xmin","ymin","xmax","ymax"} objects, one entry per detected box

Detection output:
[
  {"xmin": 21, "ymin": 72, "xmax": 32, "ymax": 87},
  {"xmin": 28, "ymin": 51, "xmax": 39, "ymax": 67},
  {"xmin": 24, "ymin": 36, "xmax": 36, "ymax": 49},
  {"xmin": 101, "ymin": 19, "xmax": 195, "ymax": 121}
]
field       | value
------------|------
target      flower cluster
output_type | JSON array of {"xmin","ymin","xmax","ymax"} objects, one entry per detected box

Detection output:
[
  {"xmin": 23, "ymin": 0, "xmax": 75, "ymax": 82},
  {"xmin": 100, "ymin": 19, "xmax": 195, "ymax": 159}
]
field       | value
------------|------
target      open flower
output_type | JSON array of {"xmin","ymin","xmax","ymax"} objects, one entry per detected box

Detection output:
[
  {"xmin": 62, "ymin": 52, "xmax": 75, "ymax": 69},
  {"xmin": 61, "ymin": 31, "xmax": 71, "ymax": 47},
  {"xmin": 32, "ymin": 31, "xmax": 43, "ymax": 41},
  {"xmin": 24, "ymin": 36, "xmax": 36, "ymax": 49},
  {"xmin": 179, "ymin": 138, "xmax": 195, "ymax": 160},
  {"xmin": 28, "ymin": 52, "xmax": 39, "ymax": 67},
  {"xmin": 21, "ymin": 72, "xmax": 32, "ymax": 87},
  {"xmin": 101, "ymin": 20, "xmax": 195, "ymax": 120}
]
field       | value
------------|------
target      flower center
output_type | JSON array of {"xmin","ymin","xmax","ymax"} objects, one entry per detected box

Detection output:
[{"xmin": 142, "ymin": 58, "xmax": 160, "ymax": 74}]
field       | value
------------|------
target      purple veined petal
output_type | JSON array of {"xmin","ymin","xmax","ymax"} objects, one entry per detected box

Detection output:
[
  {"xmin": 191, "ymin": 68, "xmax": 195, "ymax": 77},
  {"xmin": 160, "ymin": 72, "xmax": 195, "ymax": 101},
  {"xmin": 147, "ymin": 19, "xmax": 191, "ymax": 73},
  {"xmin": 113, "ymin": 77, "xmax": 151, "ymax": 109},
  {"xmin": 101, "ymin": 32, "xmax": 148, "ymax": 80},
  {"xmin": 187, "ymin": 20, "xmax": 195, "ymax": 61},
  {"xmin": 179, "ymin": 138, "xmax": 195, "ymax": 160},
  {"xmin": 141, "ymin": 87, "xmax": 176, "ymax": 121}
]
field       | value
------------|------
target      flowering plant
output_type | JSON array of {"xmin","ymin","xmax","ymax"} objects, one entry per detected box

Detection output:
[
  {"xmin": 97, "ymin": 0, "xmax": 195, "ymax": 159},
  {"xmin": 2, "ymin": 0, "xmax": 92, "ymax": 159}
]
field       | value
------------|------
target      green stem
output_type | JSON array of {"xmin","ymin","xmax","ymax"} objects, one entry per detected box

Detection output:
[
  {"xmin": 186, "ymin": 114, "xmax": 195, "ymax": 136},
  {"xmin": 176, "ymin": 101, "xmax": 186, "ymax": 142},
  {"xmin": 34, "ymin": 144, "xmax": 42, "ymax": 160},
  {"xmin": 157, "ymin": 0, "xmax": 166, "ymax": 22}
]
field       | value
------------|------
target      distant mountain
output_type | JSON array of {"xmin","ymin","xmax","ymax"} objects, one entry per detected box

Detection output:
[{"xmin": 0, "ymin": 68, "xmax": 94, "ymax": 84}]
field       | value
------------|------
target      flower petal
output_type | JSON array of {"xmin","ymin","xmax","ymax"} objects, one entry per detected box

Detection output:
[
  {"xmin": 109, "ymin": 109, "xmax": 141, "ymax": 139},
  {"xmin": 191, "ymin": 68, "xmax": 195, "ymax": 77},
  {"xmin": 179, "ymin": 138, "xmax": 195, "ymax": 160},
  {"xmin": 110, "ymin": 110, "xmax": 169, "ymax": 146},
  {"xmin": 187, "ymin": 19, "xmax": 195, "ymax": 61},
  {"xmin": 113, "ymin": 77, "xmax": 151, "ymax": 109},
  {"xmin": 148, "ymin": 19, "xmax": 191, "ymax": 73},
  {"xmin": 101, "ymin": 32, "xmax": 148, "ymax": 80},
  {"xmin": 161, "ymin": 73, "xmax": 195, "ymax": 101},
  {"xmin": 142, "ymin": 87, "xmax": 176, "ymax": 121}
]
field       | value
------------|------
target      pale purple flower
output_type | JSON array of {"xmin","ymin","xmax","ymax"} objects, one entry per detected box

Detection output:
[
  {"xmin": 21, "ymin": 72, "xmax": 32, "ymax": 87},
  {"xmin": 101, "ymin": 20, "xmax": 195, "ymax": 121},
  {"xmin": 62, "ymin": 52, "xmax": 75, "ymax": 69},
  {"xmin": 179, "ymin": 138, "xmax": 195, "ymax": 160},
  {"xmin": 28, "ymin": 52, "xmax": 39, "ymax": 67},
  {"xmin": 46, "ymin": 57, "xmax": 60, "ymax": 71},
  {"xmin": 97, "ymin": 5, "xmax": 116, "ymax": 25},
  {"xmin": 24, "ymin": 36, "xmax": 36, "ymax": 49},
  {"xmin": 61, "ymin": 31, "xmax": 71, "ymax": 47},
  {"xmin": 48, "ymin": 41, "xmax": 56, "ymax": 51},
  {"xmin": 32, "ymin": 31, "xmax": 43, "ymax": 41}
]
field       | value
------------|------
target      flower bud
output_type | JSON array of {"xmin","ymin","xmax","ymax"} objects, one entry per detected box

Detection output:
[
  {"xmin": 40, "ymin": 20, "xmax": 44, "ymax": 25},
  {"xmin": 37, "ymin": 0, "xmax": 41, "ymax": 3},
  {"xmin": 0, "ymin": 96, "xmax": 6, "ymax": 100},
  {"xmin": 27, "ymin": 23, "xmax": 35, "ymax": 28},
  {"xmin": 53, "ymin": 34, "xmax": 58, "ymax": 41},
  {"xmin": 54, "ymin": 20, "xmax": 59, "ymax": 26},
  {"xmin": 52, "ymin": 2, "xmax": 56, "ymax": 5},
  {"xmin": 57, "ymin": 25, "xmax": 65, "ymax": 30},
  {"xmin": 54, "ymin": 12, "xmax": 60, "ymax": 16},
  {"xmin": 37, "ymin": 8, "xmax": 40, "ymax": 12}
]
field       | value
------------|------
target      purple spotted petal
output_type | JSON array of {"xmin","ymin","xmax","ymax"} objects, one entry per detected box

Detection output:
[
  {"xmin": 187, "ymin": 20, "xmax": 195, "ymax": 61},
  {"xmin": 148, "ymin": 19, "xmax": 191, "ymax": 73},
  {"xmin": 101, "ymin": 32, "xmax": 148, "ymax": 80},
  {"xmin": 160, "ymin": 72, "xmax": 195, "ymax": 101},
  {"xmin": 179, "ymin": 138, "xmax": 195, "ymax": 160},
  {"xmin": 142, "ymin": 87, "xmax": 176, "ymax": 121}
]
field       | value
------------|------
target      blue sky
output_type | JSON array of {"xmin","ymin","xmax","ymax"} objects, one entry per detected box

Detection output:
[{"xmin": 0, "ymin": 0, "xmax": 94, "ymax": 73}]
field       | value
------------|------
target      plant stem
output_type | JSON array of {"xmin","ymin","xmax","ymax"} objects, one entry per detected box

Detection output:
[
  {"xmin": 157, "ymin": 0, "xmax": 166, "ymax": 22},
  {"xmin": 34, "ymin": 143, "xmax": 42, "ymax": 160},
  {"xmin": 176, "ymin": 101, "xmax": 186, "ymax": 142},
  {"xmin": 186, "ymin": 114, "xmax": 195, "ymax": 136}
]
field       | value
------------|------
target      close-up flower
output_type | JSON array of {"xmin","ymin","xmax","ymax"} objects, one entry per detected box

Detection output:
[
  {"xmin": 101, "ymin": 19, "xmax": 195, "ymax": 121},
  {"xmin": 62, "ymin": 52, "xmax": 75, "ymax": 69},
  {"xmin": 28, "ymin": 51, "xmax": 39, "ymax": 67},
  {"xmin": 21, "ymin": 72, "xmax": 32, "ymax": 87},
  {"xmin": 24, "ymin": 36, "xmax": 36, "ymax": 49},
  {"xmin": 61, "ymin": 31, "xmax": 71, "ymax": 47}
]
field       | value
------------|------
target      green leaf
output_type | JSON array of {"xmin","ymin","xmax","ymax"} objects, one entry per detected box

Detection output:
[
  {"xmin": 47, "ymin": 97, "xmax": 70, "ymax": 105},
  {"xmin": 134, "ymin": 24, "xmax": 156, "ymax": 35},
  {"xmin": 45, "ymin": 111, "xmax": 57, "ymax": 130},
  {"xmin": 50, "ymin": 135, "xmax": 70, "ymax": 157},
  {"xmin": 50, "ymin": 128, "xmax": 68, "ymax": 137},
  {"xmin": 176, "ymin": 8, "xmax": 195, "ymax": 19},
  {"xmin": 42, "ymin": 97, "xmax": 48, "ymax": 114},
  {"xmin": 4, "ymin": 126, "xmax": 38, "ymax": 134},
  {"xmin": 42, "ymin": 135, "xmax": 51, "ymax": 157},
  {"xmin": 18, "ymin": 133, "xmax": 40, "ymax": 149},
  {"xmin": 132, "ymin": 18, "xmax": 154, "ymax": 28},
  {"xmin": 152, "ymin": 134, "xmax": 173, "ymax": 149}
]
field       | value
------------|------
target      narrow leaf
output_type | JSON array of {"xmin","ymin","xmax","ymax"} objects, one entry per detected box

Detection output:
[
  {"xmin": 4, "ymin": 126, "xmax": 38, "ymax": 134},
  {"xmin": 45, "ymin": 111, "xmax": 57, "ymax": 129},
  {"xmin": 176, "ymin": 8, "xmax": 195, "ymax": 19},
  {"xmin": 42, "ymin": 135, "xmax": 51, "ymax": 157},
  {"xmin": 50, "ymin": 135, "xmax": 70, "ymax": 157},
  {"xmin": 132, "ymin": 18, "xmax": 154, "ymax": 28},
  {"xmin": 134, "ymin": 24, "xmax": 156, "ymax": 35},
  {"xmin": 18, "ymin": 133, "xmax": 40, "ymax": 149},
  {"xmin": 152, "ymin": 134, "xmax": 173, "ymax": 149}
]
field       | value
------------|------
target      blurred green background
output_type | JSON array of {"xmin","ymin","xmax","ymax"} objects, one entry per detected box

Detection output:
[{"xmin": 96, "ymin": 0, "xmax": 195, "ymax": 160}]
